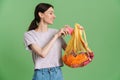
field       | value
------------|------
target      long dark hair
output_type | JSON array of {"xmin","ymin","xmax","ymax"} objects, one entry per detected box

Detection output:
[{"xmin": 28, "ymin": 3, "xmax": 54, "ymax": 31}]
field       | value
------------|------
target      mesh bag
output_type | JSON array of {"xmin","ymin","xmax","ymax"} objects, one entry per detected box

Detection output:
[{"xmin": 62, "ymin": 24, "xmax": 94, "ymax": 68}]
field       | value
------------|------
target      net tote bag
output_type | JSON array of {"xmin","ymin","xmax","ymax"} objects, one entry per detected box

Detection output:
[{"xmin": 62, "ymin": 24, "xmax": 94, "ymax": 68}]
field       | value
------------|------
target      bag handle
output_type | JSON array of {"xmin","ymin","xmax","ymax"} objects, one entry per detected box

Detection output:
[{"xmin": 76, "ymin": 24, "xmax": 92, "ymax": 52}]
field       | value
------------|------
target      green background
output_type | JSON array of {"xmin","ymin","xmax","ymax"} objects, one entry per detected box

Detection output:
[{"xmin": 0, "ymin": 0, "xmax": 120, "ymax": 80}]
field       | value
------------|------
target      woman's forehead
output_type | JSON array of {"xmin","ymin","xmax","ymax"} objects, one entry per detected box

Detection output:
[{"xmin": 46, "ymin": 7, "xmax": 54, "ymax": 12}]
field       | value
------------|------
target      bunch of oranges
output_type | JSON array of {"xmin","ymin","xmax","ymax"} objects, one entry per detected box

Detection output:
[{"xmin": 62, "ymin": 52, "xmax": 94, "ymax": 68}]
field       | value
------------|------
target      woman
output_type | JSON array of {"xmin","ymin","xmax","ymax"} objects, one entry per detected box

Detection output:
[{"xmin": 24, "ymin": 3, "xmax": 69, "ymax": 80}]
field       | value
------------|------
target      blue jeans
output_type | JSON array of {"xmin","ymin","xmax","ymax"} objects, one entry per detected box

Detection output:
[{"xmin": 32, "ymin": 67, "xmax": 64, "ymax": 80}]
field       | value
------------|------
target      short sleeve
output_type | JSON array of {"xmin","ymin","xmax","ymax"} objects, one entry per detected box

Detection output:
[{"xmin": 24, "ymin": 32, "xmax": 36, "ymax": 50}]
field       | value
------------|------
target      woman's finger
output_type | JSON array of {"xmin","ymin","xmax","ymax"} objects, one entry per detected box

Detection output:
[{"xmin": 78, "ymin": 25, "xmax": 84, "ymax": 30}]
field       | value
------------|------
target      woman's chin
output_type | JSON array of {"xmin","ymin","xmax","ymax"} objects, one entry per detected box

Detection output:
[{"xmin": 48, "ymin": 22, "xmax": 54, "ymax": 25}]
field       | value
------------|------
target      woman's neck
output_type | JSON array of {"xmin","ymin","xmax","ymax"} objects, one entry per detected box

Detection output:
[{"xmin": 35, "ymin": 22, "xmax": 48, "ymax": 32}]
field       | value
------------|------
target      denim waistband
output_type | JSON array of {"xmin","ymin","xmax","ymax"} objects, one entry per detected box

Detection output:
[{"xmin": 34, "ymin": 66, "xmax": 61, "ymax": 72}]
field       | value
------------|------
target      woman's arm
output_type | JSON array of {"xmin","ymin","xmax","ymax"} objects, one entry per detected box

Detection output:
[
  {"xmin": 29, "ymin": 28, "xmax": 67, "ymax": 58},
  {"xmin": 62, "ymin": 42, "xmax": 67, "ymax": 51}
]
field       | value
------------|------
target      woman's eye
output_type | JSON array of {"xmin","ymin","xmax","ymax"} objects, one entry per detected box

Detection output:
[{"xmin": 50, "ymin": 13, "xmax": 52, "ymax": 15}]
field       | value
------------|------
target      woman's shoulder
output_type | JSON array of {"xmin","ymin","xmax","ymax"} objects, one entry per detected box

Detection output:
[
  {"xmin": 24, "ymin": 30, "xmax": 35, "ymax": 36},
  {"xmin": 48, "ymin": 28, "xmax": 59, "ymax": 32}
]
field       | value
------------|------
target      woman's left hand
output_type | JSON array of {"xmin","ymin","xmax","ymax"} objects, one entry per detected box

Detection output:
[{"xmin": 78, "ymin": 25, "xmax": 84, "ymax": 30}]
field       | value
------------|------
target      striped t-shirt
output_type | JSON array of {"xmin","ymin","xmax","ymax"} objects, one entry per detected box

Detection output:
[{"xmin": 24, "ymin": 28, "xmax": 66, "ymax": 69}]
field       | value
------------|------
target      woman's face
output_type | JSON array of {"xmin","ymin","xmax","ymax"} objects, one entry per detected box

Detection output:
[{"xmin": 41, "ymin": 7, "xmax": 56, "ymax": 24}]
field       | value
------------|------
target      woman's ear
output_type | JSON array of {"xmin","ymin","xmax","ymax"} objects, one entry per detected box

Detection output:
[{"xmin": 38, "ymin": 12, "xmax": 44, "ymax": 18}]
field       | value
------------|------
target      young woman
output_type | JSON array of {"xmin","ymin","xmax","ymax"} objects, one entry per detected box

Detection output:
[{"xmin": 24, "ymin": 3, "xmax": 69, "ymax": 80}]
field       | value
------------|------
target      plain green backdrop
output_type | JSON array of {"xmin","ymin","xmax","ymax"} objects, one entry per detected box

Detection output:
[{"xmin": 0, "ymin": 0, "xmax": 120, "ymax": 80}]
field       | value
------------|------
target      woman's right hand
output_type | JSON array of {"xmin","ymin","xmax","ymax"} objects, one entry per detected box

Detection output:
[{"xmin": 55, "ymin": 27, "xmax": 69, "ymax": 38}]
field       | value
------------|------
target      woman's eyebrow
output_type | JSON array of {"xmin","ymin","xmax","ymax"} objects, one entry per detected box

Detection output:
[{"xmin": 47, "ymin": 10, "xmax": 54, "ymax": 13}]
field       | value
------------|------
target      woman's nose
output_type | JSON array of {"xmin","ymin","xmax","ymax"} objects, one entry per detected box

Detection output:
[{"xmin": 53, "ymin": 14, "xmax": 56, "ymax": 19}]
